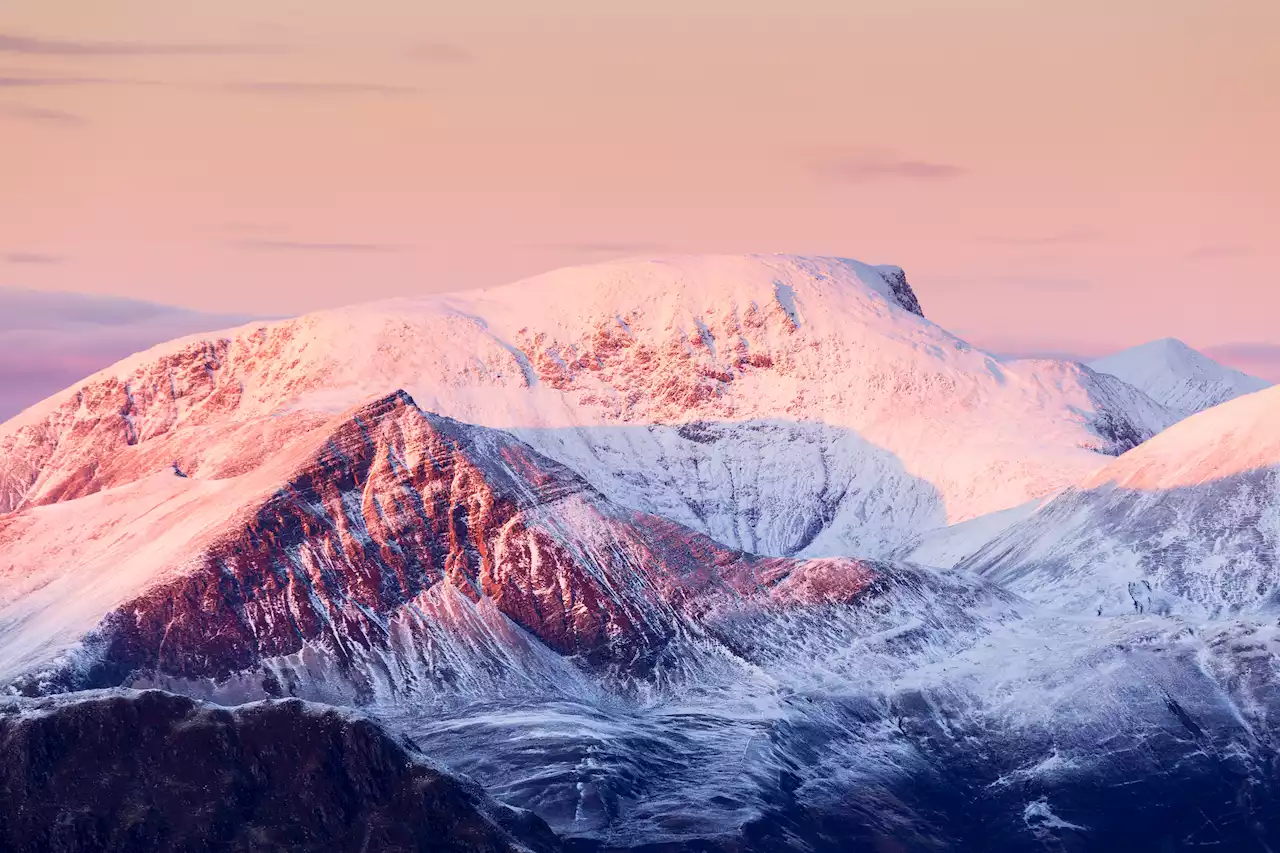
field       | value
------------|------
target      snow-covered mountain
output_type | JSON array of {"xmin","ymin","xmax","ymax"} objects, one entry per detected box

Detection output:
[
  {"xmin": 0, "ymin": 388, "xmax": 1017, "ymax": 701},
  {"xmin": 1089, "ymin": 337, "xmax": 1270, "ymax": 419},
  {"xmin": 961, "ymin": 384, "xmax": 1280, "ymax": 617},
  {"xmin": 0, "ymin": 254, "xmax": 1174, "ymax": 562},
  {"xmin": 8, "ymin": 254, "xmax": 1280, "ymax": 852}
]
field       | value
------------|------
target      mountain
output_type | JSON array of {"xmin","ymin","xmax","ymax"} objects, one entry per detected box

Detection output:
[
  {"xmin": 9, "ymin": 254, "xmax": 1278, "ymax": 852},
  {"xmin": 0, "ymin": 388, "xmax": 1016, "ymax": 702},
  {"xmin": 1089, "ymin": 337, "xmax": 1270, "ymax": 418},
  {"xmin": 0, "ymin": 689, "xmax": 564, "ymax": 853},
  {"xmin": 0, "ymin": 254, "xmax": 1174, "ymax": 562},
  {"xmin": 960, "ymin": 384, "xmax": 1280, "ymax": 617}
]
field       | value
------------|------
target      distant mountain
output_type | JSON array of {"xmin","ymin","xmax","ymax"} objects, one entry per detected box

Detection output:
[
  {"xmin": 1090, "ymin": 337, "xmax": 1270, "ymax": 418},
  {"xmin": 0, "ymin": 255, "xmax": 1174, "ymax": 561},
  {"xmin": 961, "ymin": 383, "xmax": 1280, "ymax": 617}
]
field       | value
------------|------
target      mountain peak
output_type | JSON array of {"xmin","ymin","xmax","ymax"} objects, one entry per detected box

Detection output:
[{"xmin": 1089, "ymin": 337, "xmax": 1270, "ymax": 417}]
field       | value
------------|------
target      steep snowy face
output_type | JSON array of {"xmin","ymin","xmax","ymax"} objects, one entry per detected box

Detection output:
[
  {"xmin": 961, "ymin": 385, "xmax": 1280, "ymax": 617},
  {"xmin": 1090, "ymin": 337, "xmax": 1270, "ymax": 419},
  {"xmin": 4, "ymin": 390, "xmax": 1010, "ymax": 700},
  {"xmin": 0, "ymin": 254, "xmax": 1173, "ymax": 558}
]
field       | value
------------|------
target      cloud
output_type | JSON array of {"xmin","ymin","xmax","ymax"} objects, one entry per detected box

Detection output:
[
  {"xmin": 1202, "ymin": 342, "xmax": 1280, "ymax": 382},
  {"xmin": 0, "ymin": 32, "xmax": 278, "ymax": 57},
  {"xmin": 6, "ymin": 252, "xmax": 65, "ymax": 264},
  {"xmin": 0, "ymin": 104, "xmax": 84, "ymax": 125},
  {"xmin": 0, "ymin": 288, "xmax": 259, "ymax": 422},
  {"xmin": 406, "ymin": 41, "xmax": 472, "ymax": 63},
  {"xmin": 0, "ymin": 74, "xmax": 415, "ymax": 98},
  {"xmin": 1186, "ymin": 244, "xmax": 1252, "ymax": 260},
  {"xmin": 235, "ymin": 239, "xmax": 402, "ymax": 253},
  {"xmin": 536, "ymin": 241, "xmax": 672, "ymax": 255},
  {"xmin": 816, "ymin": 155, "xmax": 967, "ymax": 183},
  {"xmin": 0, "ymin": 74, "xmax": 132, "ymax": 88},
  {"xmin": 982, "ymin": 230, "xmax": 1103, "ymax": 247},
  {"xmin": 216, "ymin": 81, "xmax": 420, "ymax": 97}
]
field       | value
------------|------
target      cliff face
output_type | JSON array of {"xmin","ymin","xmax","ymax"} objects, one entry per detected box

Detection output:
[{"xmin": 0, "ymin": 688, "xmax": 564, "ymax": 853}]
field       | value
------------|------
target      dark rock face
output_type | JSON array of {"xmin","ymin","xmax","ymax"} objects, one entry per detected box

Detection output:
[
  {"xmin": 0, "ymin": 689, "xmax": 563, "ymax": 853},
  {"xmin": 875, "ymin": 266, "xmax": 925, "ymax": 318}
]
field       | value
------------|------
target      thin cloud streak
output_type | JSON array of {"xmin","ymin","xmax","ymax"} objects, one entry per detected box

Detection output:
[
  {"xmin": 1186, "ymin": 244, "xmax": 1252, "ymax": 259},
  {"xmin": 0, "ymin": 104, "xmax": 83, "ymax": 125},
  {"xmin": 217, "ymin": 81, "xmax": 420, "ymax": 96},
  {"xmin": 0, "ymin": 74, "xmax": 133, "ymax": 87},
  {"xmin": 816, "ymin": 155, "xmax": 967, "ymax": 183},
  {"xmin": 0, "ymin": 32, "xmax": 280, "ymax": 57},
  {"xmin": 235, "ymin": 239, "xmax": 403, "ymax": 253},
  {"xmin": 1203, "ymin": 343, "xmax": 1280, "ymax": 382},
  {"xmin": 535, "ymin": 241, "xmax": 672, "ymax": 255},
  {"xmin": 982, "ymin": 230, "xmax": 1103, "ymax": 247},
  {"xmin": 6, "ymin": 252, "xmax": 65, "ymax": 264},
  {"xmin": 0, "ymin": 74, "xmax": 418, "ymax": 97}
]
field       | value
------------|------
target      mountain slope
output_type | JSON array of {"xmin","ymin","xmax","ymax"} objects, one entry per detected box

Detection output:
[
  {"xmin": 2, "ymin": 390, "xmax": 1015, "ymax": 701},
  {"xmin": 961, "ymin": 384, "xmax": 1280, "ymax": 617},
  {"xmin": 1090, "ymin": 337, "xmax": 1270, "ymax": 418},
  {"xmin": 0, "ymin": 254, "xmax": 1175, "ymax": 559}
]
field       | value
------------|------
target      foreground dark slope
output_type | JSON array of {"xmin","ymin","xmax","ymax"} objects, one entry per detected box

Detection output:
[{"xmin": 0, "ymin": 689, "xmax": 562, "ymax": 853}]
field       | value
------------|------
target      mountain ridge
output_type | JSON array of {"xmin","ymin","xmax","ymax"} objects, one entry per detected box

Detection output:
[{"xmin": 0, "ymin": 254, "xmax": 1176, "ymax": 560}]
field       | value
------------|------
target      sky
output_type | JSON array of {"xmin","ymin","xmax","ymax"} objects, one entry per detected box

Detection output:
[{"xmin": 1, "ymin": 0, "xmax": 1278, "ymax": 381}]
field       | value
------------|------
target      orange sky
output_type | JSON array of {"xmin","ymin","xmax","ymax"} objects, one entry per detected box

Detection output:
[{"xmin": 1, "ymin": 0, "xmax": 1277, "ymax": 363}]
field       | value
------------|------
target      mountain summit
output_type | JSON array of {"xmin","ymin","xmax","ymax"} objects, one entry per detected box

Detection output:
[
  {"xmin": 0, "ymin": 254, "xmax": 1172, "ymax": 561},
  {"xmin": 1089, "ymin": 337, "xmax": 1270, "ymax": 418}
]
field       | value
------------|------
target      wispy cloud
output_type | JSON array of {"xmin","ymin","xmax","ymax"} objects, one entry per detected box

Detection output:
[
  {"xmin": 216, "ymin": 80, "xmax": 420, "ymax": 97},
  {"xmin": 6, "ymin": 252, "xmax": 65, "ymax": 264},
  {"xmin": 0, "ymin": 73, "xmax": 419, "ymax": 98},
  {"xmin": 1186, "ymin": 243, "xmax": 1252, "ymax": 260},
  {"xmin": 0, "ymin": 32, "xmax": 279, "ymax": 57},
  {"xmin": 0, "ymin": 74, "xmax": 133, "ymax": 88},
  {"xmin": 406, "ymin": 41, "xmax": 472, "ymax": 63},
  {"xmin": 1202, "ymin": 342, "xmax": 1280, "ymax": 382},
  {"xmin": 982, "ymin": 230, "xmax": 1103, "ymax": 247},
  {"xmin": 0, "ymin": 104, "xmax": 84, "ymax": 125},
  {"xmin": 815, "ymin": 154, "xmax": 967, "ymax": 183},
  {"xmin": 235, "ymin": 239, "xmax": 402, "ymax": 253},
  {"xmin": 536, "ymin": 241, "xmax": 671, "ymax": 255}
]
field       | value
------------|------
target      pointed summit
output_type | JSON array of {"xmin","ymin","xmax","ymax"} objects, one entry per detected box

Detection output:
[{"xmin": 1089, "ymin": 337, "xmax": 1270, "ymax": 417}]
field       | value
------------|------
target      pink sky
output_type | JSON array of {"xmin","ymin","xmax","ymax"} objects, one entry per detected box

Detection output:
[{"xmin": 1, "ymin": 0, "xmax": 1277, "ymax": 372}]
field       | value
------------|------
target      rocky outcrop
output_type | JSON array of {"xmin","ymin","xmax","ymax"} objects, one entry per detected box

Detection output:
[{"xmin": 0, "ymin": 688, "xmax": 563, "ymax": 853}]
